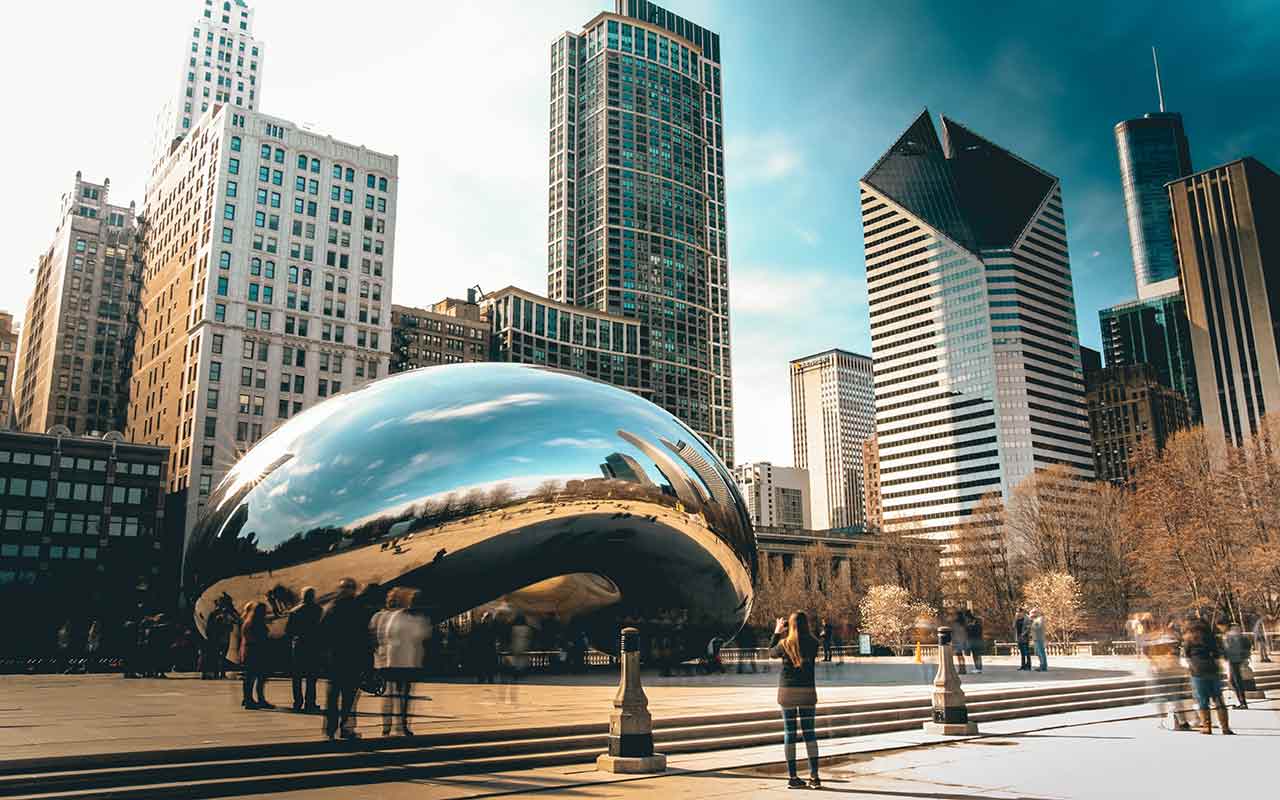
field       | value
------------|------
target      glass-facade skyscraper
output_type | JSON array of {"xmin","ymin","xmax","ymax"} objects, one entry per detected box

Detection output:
[
  {"xmin": 860, "ymin": 111, "xmax": 1093, "ymax": 542},
  {"xmin": 1114, "ymin": 112, "xmax": 1192, "ymax": 298},
  {"xmin": 1099, "ymin": 292, "xmax": 1201, "ymax": 422},
  {"xmin": 549, "ymin": 1, "xmax": 733, "ymax": 464}
]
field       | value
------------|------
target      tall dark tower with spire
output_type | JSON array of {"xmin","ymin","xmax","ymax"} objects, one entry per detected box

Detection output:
[{"xmin": 1113, "ymin": 49, "xmax": 1193, "ymax": 300}]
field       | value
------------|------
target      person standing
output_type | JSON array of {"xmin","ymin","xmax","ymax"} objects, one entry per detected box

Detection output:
[
  {"xmin": 57, "ymin": 620, "xmax": 75, "ymax": 674},
  {"xmin": 1254, "ymin": 615, "xmax": 1271, "ymax": 663},
  {"xmin": 240, "ymin": 602, "xmax": 274, "ymax": 709},
  {"xmin": 769, "ymin": 612, "xmax": 821, "ymax": 790},
  {"xmin": 1182, "ymin": 615, "xmax": 1233, "ymax": 734},
  {"xmin": 504, "ymin": 616, "xmax": 533, "ymax": 705},
  {"xmin": 965, "ymin": 612, "xmax": 984, "ymax": 674},
  {"xmin": 950, "ymin": 609, "xmax": 969, "ymax": 675},
  {"xmin": 370, "ymin": 588, "xmax": 432, "ymax": 737},
  {"xmin": 1223, "ymin": 624, "xmax": 1252, "ymax": 711},
  {"xmin": 1014, "ymin": 609, "xmax": 1032, "ymax": 671},
  {"xmin": 1146, "ymin": 620, "xmax": 1192, "ymax": 731},
  {"xmin": 1031, "ymin": 609, "xmax": 1048, "ymax": 672},
  {"xmin": 320, "ymin": 577, "xmax": 370, "ymax": 740},
  {"xmin": 819, "ymin": 618, "xmax": 833, "ymax": 662},
  {"xmin": 84, "ymin": 621, "xmax": 101, "ymax": 674},
  {"xmin": 287, "ymin": 587, "xmax": 323, "ymax": 713},
  {"xmin": 467, "ymin": 611, "xmax": 499, "ymax": 684}
]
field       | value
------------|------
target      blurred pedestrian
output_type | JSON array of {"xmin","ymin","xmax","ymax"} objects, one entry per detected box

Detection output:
[
  {"xmin": 503, "ymin": 615, "xmax": 532, "ymax": 704},
  {"xmin": 370, "ymin": 588, "xmax": 432, "ymax": 737},
  {"xmin": 950, "ymin": 609, "xmax": 969, "ymax": 674},
  {"xmin": 1182, "ymin": 614, "xmax": 1232, "ymax": 734},
  {"xmin": 965, "ymin": 612, "xmax": 984, "ymax": 674},
  {"xmin": 57, "ymin": 620, "xmax": 74, "ymax": 674},
  {"xmin": 148, "ymin": 614, "xmax": 174, "ymax": 678},
  {"xmin": 914, "ymin": 613, "xmax": 937, "ymax": 684},
  {"xmin": 769, "ymin": 612, "xmax": 821, "ymax": 790},
  {"xmin": 1145, "ymin": 619, "xmax": 1192, "ymax": 731},
  {"xmin": 287, "ymin": 587, "xmax": 323, "ymax": 713},
  {"xmin": 1014, "ymin": 608, "xmax": 1032, "ymax": 671},
  {"xmin": 819, "ymin": 617, "xmax": 833, "ymax": 662},
  {"xmin": 467, "ymin": 611, "xmax": 499, "ymax": 684},
  {"xmin": 85, "ymin": 621, "xmax": 101, "ymax": 673},
  {"xmin": 1031, "ymin": 609, "xmax": 1048, "ymax": 672},
  {"xmin": 1254, "ymin": 615, "xmax": 1271, "ymax": 663},
  {"xmin": 240, "ymin": 601, "xmax": 274, "ymax": 709},
  {"xmin": 1223, "ymin": 624, "xmax": 1252, "ymax": 711},
  {"xmin": 320, "ymin": 577, "xmax": 369, "ymax": 740}
]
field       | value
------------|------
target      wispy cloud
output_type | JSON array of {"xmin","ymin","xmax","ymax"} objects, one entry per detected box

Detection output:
[
  {"xmin": 545, "ymin": 437, "xmax": 612, "ymax": 449},
  {"xmin": 725, "ymin": 132, "xmax": 803, "ymax": 186},
  {"xmin": 405, "ymin": 392, "xmax": 547, "ymax": 424}
]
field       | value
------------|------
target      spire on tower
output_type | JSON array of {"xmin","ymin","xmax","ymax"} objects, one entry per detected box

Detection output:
[{"xmin": 1152, "ymin": 46, "xmax": 1165, "ymax": 113}]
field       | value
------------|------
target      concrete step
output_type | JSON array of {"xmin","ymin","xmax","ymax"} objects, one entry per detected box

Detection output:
[{"xmin": 4, "ymin": 669, "xmax": 1275, "ymax": 799}]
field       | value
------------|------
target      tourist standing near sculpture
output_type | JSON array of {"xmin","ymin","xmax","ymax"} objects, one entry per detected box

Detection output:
[
  {"xmin": 371, "ymin": 588, "xmax": 432, "ymax": 737},
  {"xmin": 769, "ymin": 612, "xmax": 821, "ymax": 790},
  {"xmin": 286, "ymin": 587, "xmax": 323, "ymax": 713},
  {"xmin": 320, "ymin": 578, "xmax": 370, "ymax": 740}
]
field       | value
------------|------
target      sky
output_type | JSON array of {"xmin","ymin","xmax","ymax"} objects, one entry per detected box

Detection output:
[{"xmin": 3, "ymin": 0, "xmax": 1278, "ymax": 466}]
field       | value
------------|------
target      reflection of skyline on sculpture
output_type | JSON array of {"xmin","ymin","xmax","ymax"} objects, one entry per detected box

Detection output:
[{"xmin": 185, "ymin": 364, "xmax": 755, "ymax": 660}]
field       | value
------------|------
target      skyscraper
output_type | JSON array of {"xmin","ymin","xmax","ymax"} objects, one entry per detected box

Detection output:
[
  {"xmin": 1099, "ymin": 291, "xmax": 1200, "ymax": 421},
  {"xmin": 548, "ymin": 1, "xmax": 733, "ymax": 464},
  {"xmin": 128, "ymin": 106, "xmax": 398, "ymax": 538},
  {"xmin": 860, "ymin": 111, "xmax": 1093, "ymax": 542},
  {"xmin": 1114, "ymin": 52, "xmax": 1192, "ymax": 299},
  {"xmin": 0, "ymin": 312, "xmax": 18, "ymax": 429},
  {"xmin": 790, "ymin": 348, "xmax": 875, "ymax": 530},
  {"xmin": 1168, "ymin": 157, "xmax": 1280, "ymax": 447},
  {"xmin": 13, "ymin": 174, "xmax": 142, "ymax": 436},
  {"xmin": 152, "ymin": 0, "xmax": 266, "ymax": 169}
]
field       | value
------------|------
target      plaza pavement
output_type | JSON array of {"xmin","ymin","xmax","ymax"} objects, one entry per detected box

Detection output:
[
  {"xmin": 227, "ymin": 695, "xmax": 1280, "ymax": 799},
  {"xmin": 0, "ymin": 655, "xmax": 1139, "ymax": 761}
]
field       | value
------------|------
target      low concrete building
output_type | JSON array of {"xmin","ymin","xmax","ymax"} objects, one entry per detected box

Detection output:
[
  {"xmin": 0, "ymin": 430, "xmax": 177, "ymax": 655},
  {"xmin": 732, "ymin": 462, "xmax": 809, "ymax": 530}
]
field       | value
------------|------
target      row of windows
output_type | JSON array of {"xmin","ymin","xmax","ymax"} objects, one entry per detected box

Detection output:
[{"xmin": 1, "ymin": 509, "xmax": 147, "ymax": 536}]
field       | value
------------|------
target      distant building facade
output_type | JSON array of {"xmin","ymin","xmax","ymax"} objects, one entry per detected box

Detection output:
[
  {"xmin": 1086, "ymin": 363, "xmax": 1191, "ymax": 483},
  {"xmin": 0, "ymin": 313, "xmax": 17, "ymax": 429},
  {"xmin": 1099, "ymin": 291, "xmax": 1201, "ymax": 422},
  {"xmin": 482, "ymin": 286, "xmax": 651, "ymax": 401},
  {"xmin": 548, "ymin": 1, "xmax": 733, "ymax": 463},
  {"xmin": 128, "ymin": 105, "xmax": 397, "ymax": 541},
  {"xmin": 790, "ymin": 349, "xmax": 875, "ymax": 530},
  {"xmin": 1168, "ymin": 157, "xmax": 1280, "ymax": 447},
  {"xmin": 0, "ymin": 430, "xmax": 175, "ymax": 654},
  {"xmin": 390, "ymin": 296, "xmax": 489, "ymax": 373},
  {"xmin": 862, "ymin": 435, "xmax": 881, "ymax": 531},
  {"xmin": 1115, "ymin": 112, "xmax": 1193, "ymax": 299},
  {"xmin": 732, "ymin": 461, "xmax": 810, "ymax": 530},
  {"xmin": 13, "ymin": 174, "xmax": 142, "ymax": 436},
  {"xmin": 860, "ymin": 111, "xmax": 1094, "ymax": 543}
]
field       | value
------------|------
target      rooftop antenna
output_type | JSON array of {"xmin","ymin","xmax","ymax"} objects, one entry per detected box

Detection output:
[{"xmin": 1152, "ymin": 46, "xmax": 1165, "ymax": 112}]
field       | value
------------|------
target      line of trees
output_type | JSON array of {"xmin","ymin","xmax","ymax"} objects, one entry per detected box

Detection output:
[{"xmin": 745, "ymin": 414, "xmax": 1280, "ymax": 644}]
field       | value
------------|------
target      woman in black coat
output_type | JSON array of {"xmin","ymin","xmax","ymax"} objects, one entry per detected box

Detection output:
[{"xmin": 769, "ymin": 611, "xmax": 821, "ymax": 789}]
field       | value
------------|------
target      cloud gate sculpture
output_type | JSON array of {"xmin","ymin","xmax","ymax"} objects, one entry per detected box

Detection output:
[{"xmin": 185, "ymin": 363, "xmax": 756, "ymax": 662}]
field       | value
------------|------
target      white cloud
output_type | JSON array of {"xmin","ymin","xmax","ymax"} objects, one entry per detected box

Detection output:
[
  {"xmin": 545, "ymin": 437, "xmax": 612, "ymax": 449},
  {"xmin": 725, "ymin": 132, "xmax": 803, "ymax": 186},
  {"xmin": 405, "ymin": 392, "xmax": 547, "ymax": 424}
]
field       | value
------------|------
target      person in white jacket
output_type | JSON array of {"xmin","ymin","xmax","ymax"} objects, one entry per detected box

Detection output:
[{"xmin": 370, "ymin": 588, "xmax": 432, "ymax": 736}]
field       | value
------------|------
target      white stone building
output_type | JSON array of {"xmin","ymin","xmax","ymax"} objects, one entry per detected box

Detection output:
[
  {"xmin": 152, "ymin": 0, "xmax": 266, "ymax": 170},
  {"xmin": 790, "ymin": 348, "xmax": 875, "ymax": 530},
  {"xmin": 732, "ymin": 461, "xmax": 810, "ymax": 530},
  {"xmin": 128, "ymin": 105, "xmax": 397, "ymax": 538}
]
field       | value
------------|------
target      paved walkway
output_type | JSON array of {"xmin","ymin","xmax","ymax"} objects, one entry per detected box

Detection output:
[
  {"xmin": 231, "ymin": 695, "xmax": 1280, "ymax": 799},
  {"xmin": 0, "ymin": 656, "xmax": 1139, "ymax": 760}
]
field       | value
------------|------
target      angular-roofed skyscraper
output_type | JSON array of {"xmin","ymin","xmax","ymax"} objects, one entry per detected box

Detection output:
[{"xmin": 859, "ymin": 111, "xmax": 1093, "ymax": 543}]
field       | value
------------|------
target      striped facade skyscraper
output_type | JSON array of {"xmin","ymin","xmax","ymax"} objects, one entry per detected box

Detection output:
[
  {"xmin": 548, "ymin": 1, "xmax": 733, "ymax": 464},
  {"xmin": 859, "ymin": 111, "xmax": 1094, "ymax": 542}
]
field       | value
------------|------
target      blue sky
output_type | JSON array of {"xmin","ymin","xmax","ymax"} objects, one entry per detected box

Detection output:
[{"xmin": 3, "ymin": 1, "xmax": 1277, "ymax": 467}]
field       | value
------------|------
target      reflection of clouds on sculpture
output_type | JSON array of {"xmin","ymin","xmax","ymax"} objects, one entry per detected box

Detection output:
[{"xmin": 184, "ymin": 364, "xmax": 755, "ymax": 660}]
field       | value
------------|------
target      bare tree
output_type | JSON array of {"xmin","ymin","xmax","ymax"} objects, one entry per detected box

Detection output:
[
  {"xmin": 1023, "ymin": 572, "xmax": 1085, "ymax": 646},
  {"xmin": 858, "ymin": 584, "xmax": 936, "ymax": 651},
  {"xmin": 944, "ymin": 492, "xmax": 1022, "ymax": 625}
]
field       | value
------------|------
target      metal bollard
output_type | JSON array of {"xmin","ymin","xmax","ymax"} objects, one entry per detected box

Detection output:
[
  {"xmin": 922, "ymin": 626, "xmax": 979, "ymax": 735},
  {"xmin": 596, "ymin": 627, "xmax": 667, "ymax": 773}
]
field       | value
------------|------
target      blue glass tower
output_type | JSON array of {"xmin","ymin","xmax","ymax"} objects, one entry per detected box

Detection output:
[{"xmin": 1114, "ymin": 111, "xmax": 1192, "ymax": 297}]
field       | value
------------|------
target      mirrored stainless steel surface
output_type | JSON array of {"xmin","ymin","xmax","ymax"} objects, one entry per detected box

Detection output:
[{"xmin": 186, "ymin": 363, "xmax": 755, "ymax": 660}]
